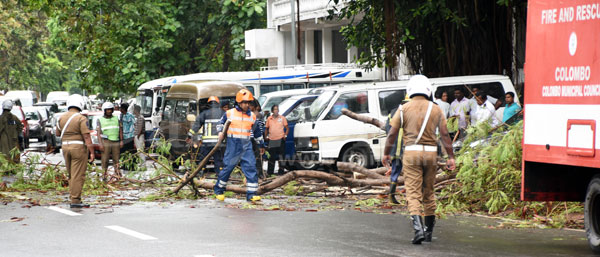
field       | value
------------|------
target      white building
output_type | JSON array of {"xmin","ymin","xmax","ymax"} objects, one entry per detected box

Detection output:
[{"xmin": 244, "ymin": 1, "xmax": 365, "ymax": 67}]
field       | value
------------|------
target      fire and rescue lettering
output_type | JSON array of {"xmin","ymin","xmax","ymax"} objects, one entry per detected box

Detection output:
[{"xmin": 541, "ymin": 3, "xmax": 600, "ymax": 24}]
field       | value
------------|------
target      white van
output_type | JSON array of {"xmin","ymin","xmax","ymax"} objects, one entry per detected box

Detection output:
[
  {"xmin": 46, "ymin": 91, "xmax": 69, "ymax": 104},
  {"xmin": 293, "ymin": 75, "xmax": 519, "ymax": 169},
  {"xmin": 5, "ymin": 90, "xmax": 39, "ymax": 107},
  {"xmin": 258, "ymin": 88, "xmax": 311, "ymax": 114}
]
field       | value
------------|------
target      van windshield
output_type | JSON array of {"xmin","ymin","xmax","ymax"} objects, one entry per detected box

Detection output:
[
  {"xmin": 162, "ymin": 100, "xmax": 194, "ymax": 123},
  {"xmin": 307, "ymin": 91, "xmax": 336, "ymax": 122},
  {"xmin": 136, "ymin": 90, "xmax": 154, "ymax": 117}
]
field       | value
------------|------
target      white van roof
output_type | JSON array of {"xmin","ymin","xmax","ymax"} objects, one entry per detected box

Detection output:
[
  {"xmin": 313, "ymin": 75, "xmax": 512, "ymax": 93},
  {"xmin": 137, "ymin": 76, "xmax": 180, "ymax": 91},
  {"xmin": 259, "ymin": 88, "xmax": 311, "ymax": 97}
]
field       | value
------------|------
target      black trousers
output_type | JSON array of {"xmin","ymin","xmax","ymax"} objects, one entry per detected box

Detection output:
[{"xmin": 267, "ymin": 139, "xmax": 285, "ymax": 175}]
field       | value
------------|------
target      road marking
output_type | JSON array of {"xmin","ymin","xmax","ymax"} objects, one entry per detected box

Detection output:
[
  {"xmin": 46, "ymin": 206, "xmax": 83, "ymax": 216},
  {"xmin": 105, "ymin": 225, "xmax": 157, "ymax": 240}
]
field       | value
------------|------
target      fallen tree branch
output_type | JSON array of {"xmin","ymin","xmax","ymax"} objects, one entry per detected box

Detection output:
[
  {"xmin": 341, "ymin": 108, "xmax": 385, "ymax": 130},
  {"xmin": 336, "ymin": 162, "xmax": 386, "ymax": 179}
]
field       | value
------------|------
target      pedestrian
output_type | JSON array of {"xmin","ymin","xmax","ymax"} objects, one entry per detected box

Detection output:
[
  {"xmin": 265, "ymin": 104, "xmax": 288, "ymax": 175},
  {"xmin": 190, "ymin": 96, "xmax": 225, "ymax": 173},
  {"xmin": 449, "ymin": 88, "xmax": 470, "ymax": 136},
  {"xmin": 250, "ymin": 100, "xmax": 265, "ymax": 178},
  {"xmin": 473, "ymin": 91, "xmax": 499, "ymax": 127},
  {"xmin": 56, "ymin": 94, "xmax": 95, "ymax": 208},
  {"xmin": 120, "ymin": 103, "xmax": 135, "ymax": 153},
  {"xmin": 221, "ymin": 100, "xmax": 230, "ymax": 112},
  {"xmin": 214, "ymin": 89, "xmax": 265, "ymax": 202},
  {"xmin": 97, "ymin": 102, "xmax": 123, "ymax": 178},
  {"xmin": 133, "ymin": 105, "xmax": 146, "ymax": 162},
  {"xmin": 383, "ymin": 75, "xmax": 456, "ymax": 244},
  {"xmin": 0, "ymin": 100, "xmax": 23, "ymax": 163},
  {"xmin": 502, "ymin": 92, "xmax": 521, "ymax": 123},
  {"xmin": 434, "ymin": 91, "xmax": 450, "ymax": 118},
  {"xmin": 384, "ymin": 96, "xmax": 410, "ymax": 204}
]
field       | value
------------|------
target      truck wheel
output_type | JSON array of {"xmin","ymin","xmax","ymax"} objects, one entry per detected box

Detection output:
[
  {"xmin": 341, "ymin": 146, "xmax": 370, "ymax": 168},
  {"xmin": 585, "ymin": 176, "xmax": 600, "ymax": 253}
]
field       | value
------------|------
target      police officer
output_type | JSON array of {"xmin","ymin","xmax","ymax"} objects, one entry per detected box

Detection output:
[
  {"xmin": 0, "ymin": 100, "xmax": 23, "ymax": 163},
  {"xmin": 190, "ymin": 96, "xmax": 225, "ymax": 173},
  {"xmin": 56, "ymin": 94, "xmax": 95, "ymax": 208},
  {"xmin": 97, "ymin": 102, "xmax": 123, "ymax": 178},
  {"xmin": 385, "ymin": 95, "xmax": 410, "ymax": 204},
  {"xmin": 214, "ymin": 89, "xmax": 265, "ymax": 202},
  {"xmin": 383, "ymin": 75, "xmax": 456, "ymax": 244}
]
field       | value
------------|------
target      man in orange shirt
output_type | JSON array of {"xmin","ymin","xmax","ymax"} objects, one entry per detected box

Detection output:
[{"xmin": 265, "ymin": 104, "xmax": 288, "ymax": 175}]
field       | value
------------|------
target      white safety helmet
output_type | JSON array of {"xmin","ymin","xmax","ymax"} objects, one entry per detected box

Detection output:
[
  {"xmin": 406, "ymin": 75, "xmax": 433, "ymax": 99},
  {"xmin": 66, "ymin": 94, "xmax": 85, "ymax": 111},
  {"xmin": 2, "ymin": 99, "xmax": 13, "ymax": 110},
  {"xmin": 102, "ymin": 102, "xmax": 115, "ymax": 111}
]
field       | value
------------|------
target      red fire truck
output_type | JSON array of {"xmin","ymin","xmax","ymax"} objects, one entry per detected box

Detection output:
[{"xmin": 523, "ymin": 0, "xmax": 600, "ymax": 252}]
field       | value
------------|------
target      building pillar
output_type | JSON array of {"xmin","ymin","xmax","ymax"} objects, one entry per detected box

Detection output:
[
  {"xmin": 304, "ymin": 30, "xmax": 315, "ymax": 64},
  {"xmin": 348, "ymin": 46, "xmax": 358, "ymax": 64},
  {"xmin": 322, "ymin": 28, "xmax": 333, "ymax": 64}
]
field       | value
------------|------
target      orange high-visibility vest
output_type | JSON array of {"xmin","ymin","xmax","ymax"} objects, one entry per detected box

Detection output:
[{"xmin": 226, "ymin": 109, "xmax": 256, "ymax": 139}]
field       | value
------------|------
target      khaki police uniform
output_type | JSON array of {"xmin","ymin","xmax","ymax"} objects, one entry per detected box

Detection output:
[
  {"xmin": 0, "ymin": 110, "xmax": 24, "ymax": 163},
  {"xmin": 56, "ymin": 109, "xmax": 90, "ymax": 204},
  {"xmin": 390, "ymin": 96, "xmax": 446, "ymax": 216}
]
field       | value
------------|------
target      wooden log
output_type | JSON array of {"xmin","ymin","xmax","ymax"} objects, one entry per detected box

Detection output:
[
  {"xmin": 336, "ymin": 162, "xmax": 386, "ymax": 179},
  {"xmin": 172, "ymin": 121, "xmax": 231, "ymax": 194}
]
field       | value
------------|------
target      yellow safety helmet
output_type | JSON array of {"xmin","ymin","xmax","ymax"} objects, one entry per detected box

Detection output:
[
  {"xmin": 236, "ymin": 89, "xmax": 254, "ymax": 103},
  {"xmin": 208, "ymin": 96, "xmax": 220, "ymax": 103}
]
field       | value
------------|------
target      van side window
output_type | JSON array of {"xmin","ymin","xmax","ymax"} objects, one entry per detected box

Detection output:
[
  {"xmin": 325, "ymin": 91, "xmax": 369, "ymax": 120},
  {"xmin": 438, "ymin": 82, "xmax": 505, "ymax": 104},
  {"xmin": 260, "ymin": 84, "xmax": 281, "ymax": 94},
  {"xmin": 378, "ymin": 89, "xmax": 406, "ymax": 116},
  {"xmin": 283, "ymin": 84, "xmax": 305, "ymax": 90}
]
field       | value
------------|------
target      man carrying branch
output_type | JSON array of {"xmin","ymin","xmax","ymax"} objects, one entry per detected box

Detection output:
[
  {"xmin": 383, "ymin": 75, "xmax": 456, "ymax": 245},
  {"xmin": 214, "ymin": 89, "xmax": 265, "ymax": 202}
]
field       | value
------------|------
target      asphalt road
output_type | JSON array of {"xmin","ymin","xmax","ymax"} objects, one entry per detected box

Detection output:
[{"xmin": 0, "ymin": 201, "xmax": 594, "ymax": 257}]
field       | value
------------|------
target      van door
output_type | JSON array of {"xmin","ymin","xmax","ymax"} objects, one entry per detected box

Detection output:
[
  {"xmin": 375, "ymin": 89, "xmax": 407, "ymax": 161},
  {"xmin": 317, "ymin": 90, "xmax": 372, "ymax": 164}
]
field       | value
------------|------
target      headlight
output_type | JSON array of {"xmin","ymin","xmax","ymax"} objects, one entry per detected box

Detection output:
[
  {"xmin": 30, "ymin": 124, "xmax": 39, "ymax": 130},
  {"xmin": 295, "ymin": 137, "xmax": 319, "ymax": 151}
]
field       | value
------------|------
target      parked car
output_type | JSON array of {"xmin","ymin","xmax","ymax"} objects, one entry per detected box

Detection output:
[
  {"xmin": 46, "ymin": 112, "xmax": 64, "ymax": 153},
  {"xmin": 34, "ymin": 102, "xmax": 59, "ymax": 115},
  {"xmin": 257, "ymin": 89, "xmax": 311, "ymax": 117},
  {"xmin": 0, "ymin": 96, "xmax": 30, "ymax": 149},
  {"xmin": 23, "ymin": 107, "xmax": 47, "ymax": 141}
]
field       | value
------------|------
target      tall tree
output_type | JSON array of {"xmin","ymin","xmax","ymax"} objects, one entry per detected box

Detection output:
[{"xmin": 331, "ymin": 0, "xmax": 522, "ymax": 80}]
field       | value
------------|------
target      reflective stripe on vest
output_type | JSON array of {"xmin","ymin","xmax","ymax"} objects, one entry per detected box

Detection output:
[
  {"xmin": 202, "ymin": 119, "xmax": 220, "ymax": 142},
  {"xmin": 99, "ymin": 116, "xmax": 120, "ymax": 141},
  {"xmin": 226, "ymin": 109, "xmax": 255, "ymax": 139}
]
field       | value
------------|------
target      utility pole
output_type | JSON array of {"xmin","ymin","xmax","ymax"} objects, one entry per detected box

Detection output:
[{"xmin": 290, "ymin": 0, "xmax": 297, "ymax": 65}]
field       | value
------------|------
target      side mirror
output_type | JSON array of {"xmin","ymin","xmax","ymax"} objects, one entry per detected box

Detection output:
[
  {"xmin": 26, "ymin": 117, "xmax": 31, "ymax": 121},
  {"xmin": 156, "ymin": 98, "xmax": 162, "ymax": 108},
  {"xmin": 186, "ymin": 114, "xmax": 196, "ymax": 122}
]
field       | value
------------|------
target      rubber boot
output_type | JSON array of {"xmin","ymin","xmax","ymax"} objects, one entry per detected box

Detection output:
[
  {"xmin": 411, "ymin": 215, "xmax": 425, "ymax": 244},
  {"xmin": 388, "ymin": 182, "xmax": 400, "ymax": 204},
  {"xmin": 424, "ymin": 215, "xmax": 435, "ymax": 242}
]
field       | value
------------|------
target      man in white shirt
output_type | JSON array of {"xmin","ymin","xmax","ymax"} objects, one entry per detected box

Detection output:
[
  {"xmin": 434, "ymin": 90, "xmax": 450, "ymax": 118},
  {"xmin": 468, "ymin": 86, "xmax": 502, "ymax": 124},
  {"xmin": 473, "ymin": 91, "xmax": 499, "ymax": 127},
  {"xmin": 450, "ymin": 88, "xmax": 470, "ymax": 130}
]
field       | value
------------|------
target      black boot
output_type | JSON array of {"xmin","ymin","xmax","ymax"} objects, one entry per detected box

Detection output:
[
  {"xmin": 388, "ymin": 182, "xmax": 399, "ymax": 204},
  {"xmin": 411, "ymin": 215, "xmax": 425, "ymax": 244},
  {"xmin": 424, "ymin": 215, "xmax": 435, "ymax": 242}
]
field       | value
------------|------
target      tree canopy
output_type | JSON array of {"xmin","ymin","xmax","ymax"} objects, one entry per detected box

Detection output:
[
  {"xmin": 1, "ymin": 0, "xmax": 266, "ymax": 97},
  {"xmin": 331, "ymin": 0, "xmax": 525, "ymax": 81}
]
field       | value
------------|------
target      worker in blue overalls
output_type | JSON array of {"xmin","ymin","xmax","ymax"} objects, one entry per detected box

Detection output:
[{"xmin": 214, "ymin": 89, "xmax": 265, "ymax": 202}]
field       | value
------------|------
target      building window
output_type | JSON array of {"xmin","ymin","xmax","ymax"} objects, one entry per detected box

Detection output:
[
  {"xmin": 332, "ymin": 30, "xmax": 348, "ymax": 63},
  {"xmin": 314, "ymin": 30, "xmax": 322, "ymax": 64}
]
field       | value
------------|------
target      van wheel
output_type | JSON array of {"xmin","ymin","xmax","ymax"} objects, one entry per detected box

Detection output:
[
  {"xmin": 585, "ymin": 176, "xmax": 600, "ymax": 253},
  {"xmin": 341, "ymin": 146, "xmax": 370, "ymax": 168},
  {"xmin": 295, "ymin": 161, "xmax": 319, "ymax": 170}
]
